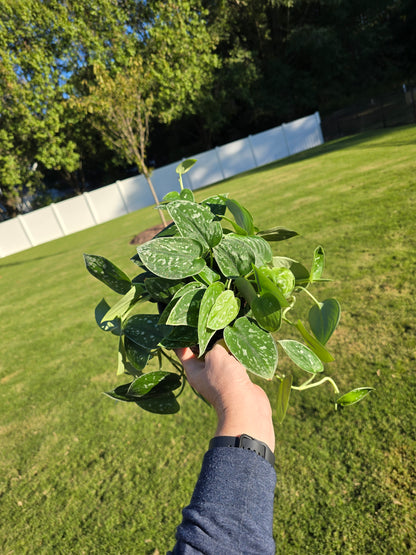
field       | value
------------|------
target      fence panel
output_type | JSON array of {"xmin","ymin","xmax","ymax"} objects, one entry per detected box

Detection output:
[
  {"xmin": 86, "ymin": 183, "xmax": 128, "ymax": 224},
  {"xmin": 216, "ymin": 138, "xmax": 257, "ymax": 179},
  {"xmin": 248, "ymin": 126, "xmax": 290, "ymax": 166},
  {"xmin": 283, "ymin": 113, "xmax": 324, "ymax": 155},
  {"xmin": 21, "ymin": 205, "xmax": 64, "ymax": 245},
  {"xmin": 54, "ymin": 195, "xmax": 96, "ymax": 235},
  {"xmin": 186, "ymin": 149, "xmax": 224, "ymax": 190},
  {"xmin": 0, "ymin": 217, "xmax": 32, "ymax": 258},
  {"xmin": 0, "ymin": 112, "xmax": 323, "ymax": 258},
  {"xmin": 117, "ymin": 174, "xmax": 155, "ymax": 212}
]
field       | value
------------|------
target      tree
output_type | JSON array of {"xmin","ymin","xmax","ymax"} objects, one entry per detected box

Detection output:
[{"xmin": 78, "ymin": 0, "xmax": 218, "ymax": 225}]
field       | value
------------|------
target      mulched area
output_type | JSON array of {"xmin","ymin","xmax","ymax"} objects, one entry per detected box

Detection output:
[{"xmin": 129, "ymin": 223, "xmax": 167, "ymax": 245}]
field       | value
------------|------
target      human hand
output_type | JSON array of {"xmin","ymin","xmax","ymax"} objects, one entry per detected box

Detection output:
[{"xmin": 176, "ymin": 343, "xmax": 275, "ymax": 452}]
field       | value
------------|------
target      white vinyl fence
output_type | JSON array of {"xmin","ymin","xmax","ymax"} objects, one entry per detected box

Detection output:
[{"xmin": 0, "ymin": 112, "xmax": 323, "ymax": 258}]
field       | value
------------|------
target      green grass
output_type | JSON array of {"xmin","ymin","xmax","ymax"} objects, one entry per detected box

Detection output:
[{"xmin": 1, "ymin": 125, "xmax": 415, "ymax": 554}]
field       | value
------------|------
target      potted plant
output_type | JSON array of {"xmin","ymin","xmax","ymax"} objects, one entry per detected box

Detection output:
[{"xmin": 84, "ymin": 159, "xmax": 373, "ymax": 421}]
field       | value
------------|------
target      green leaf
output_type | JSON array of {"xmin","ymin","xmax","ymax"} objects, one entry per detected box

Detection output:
[
  {"xmin": 259, "ymin": 266, "xmax": 295, "ymax": 298},
  {"xmin": 251, "ymin": 292, "xmax": 282, "ymax": 332},
  {"xmin": 176, "ymin": 158, "xmax": 197, "ymax": 175},
  {"xmin": 278, "ymin": 339, "xmax": 324, "ymax": 374},
  {"xmin": 167, "ymin": 200, "xmax": 222, "ymax": 250},
  {"xmin": 308, "ymin": 298, "xmax": 341, "ymax": 345},
  {"xmin": 135, "ymin": 392, "xmax": 180, "ymax": 414},
  {"xmin": 162, "ymin": 191, "xmax": 181, "ymax": 202},
  {"xmin": 104, "ymin": 383, "xmax": 135, "ymax": 402},
  {"xmin": 213, "ymin": 234, "xmax": 271, "ymax": 278},
  {"xmin": 225, "ymin": 198, "xmax": 255, "ymax": 235},
  {"xmin": 257, "ymin": 227, "xmax": 299, "ymax": 242},
  {"xmin": 295, "ymin": 320, "xmax": 334, "ymax": 363},
  {"xmin": 272, "ymin": 256, "xmax": 310, "ymax": 285},
  {"xmin": 198, "ymin": 282, "xmax": 225, "ymax": 356},
  {"xmin": 195, "ymin": 265, "xmax": 220, "ymax": 286},
  {"xmin": 224, "ymin": 317, "xmax": 278, "ymax": 379},
  {"xmin": 84, "ymin": 254, "xmax": 131, "ymax": 294},
  {"xmin": 158, "ymin": 282, "xmax": 204, "ymax": 325},
  {"xmin": 310, "ymin": 246, "xmax": 325, "ymax": 282},
  {"xmin": 128, "ymin": 371, "xmax": 181, "ymax": 398},
  {"xmin": 95, "ymin": 299, "xmax": 121, "ymax": 335},
  {"xmin": 102, "ymin": 284, "xmax": 144, "ymax": 321},
  {"xmin": 123, "ymin": 314, "xmax": 170, "ymax": 350},
  {"xmin": 253, "ymin": 266, "xmax": 289, "ymax": 308},
  {"xmin": 180, "ymin": 188, "xmax": 194, "ymax": 201},
  {"xmin": 201, "ymin": 194, "xmax": 228, "ymax": 219},
  {"xmin": 125, "ymin": 336, "xmax": 151, "ymax": 371},
  {"xmin": 137, "ymin": 237, "xmax": 205, "ymax": 280},
  {"xmin": 160, "ymin": 326, "xmax": 199, "ymax": 349},
  {"xmin": 143, "ymin": 276, "xmax": 183, "ymax": 302},
  {"xmin": 237, "ymin": 235, "xmax": 273, "ymax": 266},
  {"xmin": 207, "ymin": 290, "xmax": 240, "ymax": 330},
  {"xmin": 337, "ymin": 387, "xmax": 374, "ymax": 407},
  {"xmin": 213, "ymin": 235, "xmax": 256, "ymax": 277},
  {"xmin": 166, "ymin": 287, "xmax": 205, "ymax": 327},
  {"xmin": 276, "ymin": 375, "xmax": 293, "ymax": 424}
]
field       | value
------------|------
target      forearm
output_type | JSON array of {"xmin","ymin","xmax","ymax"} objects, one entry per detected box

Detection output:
[{"xmin": 171, "ymin": 446, "xmax": 276, "ymax": 554}]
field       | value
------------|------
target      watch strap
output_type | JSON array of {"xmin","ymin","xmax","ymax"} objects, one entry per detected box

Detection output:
[{"xmin": 209, "ymin": 434, "xmax": 275, "ymax": 467}]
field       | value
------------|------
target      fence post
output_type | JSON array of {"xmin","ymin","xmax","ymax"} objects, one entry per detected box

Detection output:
[
  {"xmin": 50, "ymin": 203, "xmax": 68, "ymax": 236},
  {"xmin": 17, "ymin": 215, "xmax": 35, "ymax": 246},
  {"xmin": 83, "ymin": 192, "xmax": 99, "ymax": 225}
]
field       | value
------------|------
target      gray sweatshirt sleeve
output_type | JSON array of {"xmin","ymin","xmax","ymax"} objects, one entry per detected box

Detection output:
[{"xmin": 170, "ymin": 446, "xmax": 276, "ymax": 554}]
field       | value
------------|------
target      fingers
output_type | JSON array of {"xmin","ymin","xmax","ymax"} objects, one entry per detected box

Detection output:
[{"xmin": 175, "ymin": 347, "xmax": 205, "ymax": 375}]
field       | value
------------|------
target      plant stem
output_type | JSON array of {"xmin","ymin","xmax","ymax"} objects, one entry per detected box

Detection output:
[
  {"xmin": 291, "ymin": 375, "xmax": 340, "ymax": 394},
  {"xmin": 179, "ymin": 173, "xmax": 184, "ymax": 191},
  {"xmin": 298, "ymin": 286, "xmax": 322, "ymax": 308}
]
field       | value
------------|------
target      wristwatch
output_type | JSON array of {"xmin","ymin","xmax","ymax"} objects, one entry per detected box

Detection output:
[{"xmin": 209, "ymin": 434, "xmax": 275, "ymax": 467}]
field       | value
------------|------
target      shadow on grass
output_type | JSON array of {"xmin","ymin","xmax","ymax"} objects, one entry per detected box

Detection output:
[{"xmin": 0, "ymin": 250, "xmax": 66, "ymax": 268}]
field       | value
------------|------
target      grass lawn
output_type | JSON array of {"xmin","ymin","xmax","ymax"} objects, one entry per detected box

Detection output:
[{"xmin": 1, "ymin": 125, "xmax": 415, "ymax": 554}]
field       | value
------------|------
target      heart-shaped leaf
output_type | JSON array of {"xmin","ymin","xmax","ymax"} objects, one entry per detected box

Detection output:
[
  {"xmin": 276, "ymin": 375, "xmax": 292, "ymax": 424},
  {"xmin": 278, "ymin": 339, "xmax": 324, "ymax": 374},
  {"xmin": 176, "ymin": 158, "xmax": 197, "ymax": 175},
  {"xmin": 201, "ymin": 194, "xmax": 228, "ymax": 219},
  {"xmin": 198, "ymin": 282, "xmax": 225, "ymax": 356},
  {"xmin": 257, "ymin": 227, "xmax": 298, "ymax": 242},
  {"xmin": 128, "ymin": 371, "xmax": 181, "ymax": 398},
  {"xmin": 166, "ymin": 287, "xmax": 205, "ymax": 327},
  {"xmin": 207, "ymin": 290, "xmax": 240, "ymax": 330},
  {"xmin": 137, "ymin": 237, "xmax": 205, "ymax": 280},
  {"xmin": 167, "ymin": 201, "xmax": 222, "ymax": 250},
  {"xmin": 251, "ymin": 292, "xmax": 282, "ymax": 332},
  {"xmin": 179, "ymin": 188, "xmax": 194, "ymax": 201},
  {"xmin": 336, "ymin": 387, "xmax": 374, "ymax": 407},
  {"xmin": 135, "ymin": 392, "xmax": 180, "ymax": 414},
  {"xmin": 308, "ymin": 298, "xmax": 341, "ymax": 345},
  {"xmin": 124, "ymin": 336, "xmax": 151, "ymax": 371},
  {"xmin": 158, "ymin": 282, "xmax": 203, "ymax": 324},
  {"xmin": 123, "ymin": 314, "xmax": 170, "ymax": 350},
  {"xmin": 84, "ymin": 254, "xmax": 131, "ymax": 294},
  {"xmin": 224, "ymin": 317, "xmax": 278, "ymax": 379}
]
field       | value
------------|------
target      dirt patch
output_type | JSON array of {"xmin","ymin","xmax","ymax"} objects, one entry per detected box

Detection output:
[{"xmin": 129, "ymin": 224, "xmax": 168, "ymax": 245}]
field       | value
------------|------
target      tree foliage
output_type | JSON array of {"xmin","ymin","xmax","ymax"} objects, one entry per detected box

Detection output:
[{"xmin": 0, "ymin": 0, "xmax": 414, "ymax": 218}]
